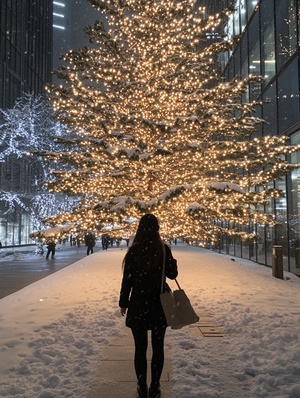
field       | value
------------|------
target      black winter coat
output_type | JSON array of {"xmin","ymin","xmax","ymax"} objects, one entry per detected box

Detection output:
[{"xmin": 119, "ymin": 243, "xmax": 178, "ymax": 330}]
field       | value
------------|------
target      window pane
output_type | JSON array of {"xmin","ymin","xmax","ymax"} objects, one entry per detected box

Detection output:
[
  {"xmin": 261, "ymin": 0, "xmax": 276, "ymax": 85},
  {"xmin": 278, "ymin": 58, "xmax": 299, "ymax": 132},
  {"xmin": 241, "ymin": 31, "xmax": 248, "ymax": 78},
  {"xmin": 275, "ymin": 0, "xmax": 297, "ymax": 70},
  {"xmin": 234, "ymin": 46, "xmax": 241, "ymax": 77},
  {"xmin": 248, "ymin": 13, "xmax": 261, "ymax": 100},
  {"xmin": 240, "ymin": 0, "xmax": 247, "ymax": 31},
  {"xmin": 247, "ymin": 0, "xmax": 259, "ymax": 19},
  {"xmin": 275, "ymin": 178, "xmax": 288, "ymax": 271},
  {"xmin": 289, "ymin": 132, "xmax": 300, "ymax": 274},
  {"xmin": 234, "ymin": 2, "xmax": 241, "ymax": 35},
  {"xmin": 262, "ymin": 83, "xmax": 277, "ymax": 135}
]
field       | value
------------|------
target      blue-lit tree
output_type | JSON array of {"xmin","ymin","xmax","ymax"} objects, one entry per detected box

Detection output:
[{"xmin": 0, "ymin": 93, "xmax": 78, "ymax": 228}]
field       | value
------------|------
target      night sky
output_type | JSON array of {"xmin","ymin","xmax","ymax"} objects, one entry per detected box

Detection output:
[{"xmin": 53, "ymin": 0, "xmax": 101, "ymax": 73}]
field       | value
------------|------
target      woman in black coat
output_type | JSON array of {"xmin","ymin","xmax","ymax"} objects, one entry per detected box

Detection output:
[{"xmin": 119, "ymin": 214, "xmax": 178, "ymax": 398}]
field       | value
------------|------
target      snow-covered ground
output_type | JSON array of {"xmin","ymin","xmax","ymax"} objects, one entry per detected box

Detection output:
[{"xmin": 0, "ymin": 244, "xmax": 300, "ymax": 398}]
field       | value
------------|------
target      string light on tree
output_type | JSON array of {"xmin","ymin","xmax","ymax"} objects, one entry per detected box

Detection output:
[{"xmin": 43, "ymin": 0, "xmax": 300, "ymax": 242}]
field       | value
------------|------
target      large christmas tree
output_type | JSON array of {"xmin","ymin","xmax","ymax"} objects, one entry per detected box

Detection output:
[{"xmin": 44, "ymin": 0, "xmax": 299, "ymax": 241}]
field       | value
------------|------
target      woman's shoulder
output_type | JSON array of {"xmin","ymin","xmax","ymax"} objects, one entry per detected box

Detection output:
[{"xmin": 126, "ymin": 243, "xmax": 140, "ymax": 256}]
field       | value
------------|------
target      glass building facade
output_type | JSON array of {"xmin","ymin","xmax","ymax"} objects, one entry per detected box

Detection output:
[
  {"xmin": 0, "ymin": 0, "xmax": 53, "ymax": 109},
  {"xmin": 215, "ymin": 0, "xmax": 300, "ymax": 276},
  {"xmin": 0, "ymin": 0, "xmax": 53, "ymax": 245}
]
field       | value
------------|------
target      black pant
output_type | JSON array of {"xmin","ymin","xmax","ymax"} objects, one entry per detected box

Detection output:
[
  {"xmin": 131, "ymin": 326, "xmax": 166, "ymax": 387},
  {"xmin": 87, "ymin": 245, "xmax": 94, "ymax": 255},
  {"xmin": 46, "ymin": 248, "xmax": 55, "ymax": 258}
]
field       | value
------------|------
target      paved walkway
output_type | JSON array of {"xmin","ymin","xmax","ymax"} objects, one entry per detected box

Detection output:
[
  {"xmin": 87, "ymin": 314, "xmax": 224, "ymax": 398},
  {"xmin": 87, "ymin": 328, "xmax": 173, "ymax": 398}
]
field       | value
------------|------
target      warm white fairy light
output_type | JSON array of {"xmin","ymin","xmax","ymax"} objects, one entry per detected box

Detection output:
[{"xmin": 43, "ymin": 0, "xmax": 300, "ymax": 241}]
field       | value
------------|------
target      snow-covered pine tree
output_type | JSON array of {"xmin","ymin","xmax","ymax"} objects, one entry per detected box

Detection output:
[{"xmin": 45, "ymin": 0, "xmax": 300, "ymax": 241}]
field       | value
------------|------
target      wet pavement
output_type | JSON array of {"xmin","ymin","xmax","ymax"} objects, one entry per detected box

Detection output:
[{"xmin": 0, "ymin": 244, "xmax": 102, "ymax": 299}]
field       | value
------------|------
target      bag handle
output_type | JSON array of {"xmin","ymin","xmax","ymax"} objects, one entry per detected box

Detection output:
[
  {"xmin": 174, "ymin": 278, "xmax": 181, "ymax": 290},
  {"xmin": 161, "ymin": 242, "xmax": 166, "ymax": 294},
  {"xmin": 161, "ymin": 242, "xmax": 181, "ymax": 293}
]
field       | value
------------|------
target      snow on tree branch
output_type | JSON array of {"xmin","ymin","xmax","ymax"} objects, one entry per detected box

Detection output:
[{"xmin": 42, "ymin": 0, "xmax": 300, "ymax": 240}]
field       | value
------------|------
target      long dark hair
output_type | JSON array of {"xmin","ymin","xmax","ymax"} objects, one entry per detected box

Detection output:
[{"xmin": 123, "ymin": 214, "xmax": 163, "ymax": 270}]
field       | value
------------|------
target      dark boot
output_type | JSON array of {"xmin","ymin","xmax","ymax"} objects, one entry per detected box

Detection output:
[
  {"xmin": 149, "ymin": 383, "xmax": 161, "ymax": 398},
  {"xmin": 137, "ymin": 382, "xmax": 148, "ymax": 398}
]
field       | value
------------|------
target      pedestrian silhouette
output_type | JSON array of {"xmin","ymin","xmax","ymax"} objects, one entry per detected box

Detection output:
[
  {"xmin": 119, "ymin": 214, "xmax": 178, "ymax": 398},
  {"xmin": 46, "ymin": 240, "xmax": 56, "ymax": 259},
  {"xmin": 85, "ymin": 232, "xmax": 95, "ymax": 255}
]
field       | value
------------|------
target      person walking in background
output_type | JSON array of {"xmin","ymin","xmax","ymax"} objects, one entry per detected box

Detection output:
[
  {"xmin": 101, "ymin": 234, "xmax": 109, "ymax": 250},
  {"xmin": 46, "ymin": 240, "xmax": 56, "ymax": 259},
  {"xmin": 85, "ymin": 232, "xmax": 95, "ymax": 255},
  {"xmin": 116, "ymin": 236, "xmax": 122, "ymax": 247},
  {"xmin": 119, "ymin": 214, "xmax": 178, "ymax": 398}
]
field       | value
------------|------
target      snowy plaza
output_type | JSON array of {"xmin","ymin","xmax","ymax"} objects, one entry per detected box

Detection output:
[
  {"xmin": 1, "ymin": 3, "xmax": 300, "ymax": 396},
  {"xmin": 0, "ymin": 243, "xmax": 300, "ymax": 398}
]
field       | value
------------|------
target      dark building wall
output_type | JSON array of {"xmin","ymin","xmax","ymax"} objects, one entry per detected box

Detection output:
[{"xmin": 0, "ymin": 0, "xmax": 53, "ymax": 109}]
